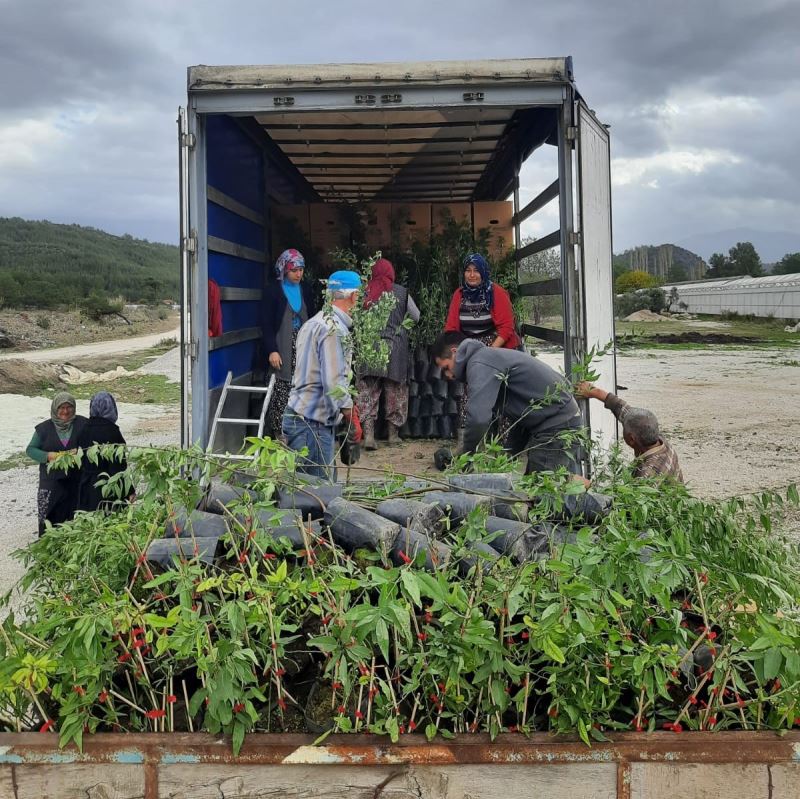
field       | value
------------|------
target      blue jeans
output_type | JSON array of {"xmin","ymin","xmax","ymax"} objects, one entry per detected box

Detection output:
[{"xmin": 282, "ymin": 409, "xmax": 336, "ymax": 482}]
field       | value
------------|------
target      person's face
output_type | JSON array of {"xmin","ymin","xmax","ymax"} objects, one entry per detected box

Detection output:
[
  {"xmin": 57, "ymin": 402, "xmax": 75, "ymax": 422},
  {"xmin": 464, "ymin": 263, "xmax": 483, "ymax": 287},
  {"xmin": 435, "ymin": 348, "xmax": 457, "ymax": 380},
  {"xmin": 286, "ymin": 265, "xmax": 304, "ymax": 284}
]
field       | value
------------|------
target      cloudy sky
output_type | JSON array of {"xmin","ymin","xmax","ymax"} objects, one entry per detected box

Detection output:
[{"xmin": 1, "ymin": 0, "xmax": 798, "ymax": 259}]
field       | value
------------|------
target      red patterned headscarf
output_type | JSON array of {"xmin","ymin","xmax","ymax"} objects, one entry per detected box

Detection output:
[
  {"xmin": 274, "ymin": 248, "xmax": 305, "ymax": 281},
  {"xmin": 364, "ymin": 258, "xmax": 395, "ymax": 307}
]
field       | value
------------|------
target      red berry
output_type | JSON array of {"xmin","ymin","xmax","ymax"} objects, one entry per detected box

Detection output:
[
  {"xmin": 337, "ymin": 705, "xmax": 346, "ymax": 714},
  {"xmin": 408, "ymin": 721, "xmax": 417, "ymax": 731},
  {"xmin": 355, "ymin": 710, "xmax": 364, "ymax": 720},
  {"xmin": 417, "ymin": 632, "xmax": 427, "ymax": 641}
]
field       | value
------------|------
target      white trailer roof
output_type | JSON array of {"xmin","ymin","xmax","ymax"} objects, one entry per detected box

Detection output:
[{"xmin": 188, "ymin": 58, "xmax": 573, "ymax": 91}]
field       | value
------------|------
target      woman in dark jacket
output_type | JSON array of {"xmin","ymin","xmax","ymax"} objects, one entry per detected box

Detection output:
[
  {"xmin": 76, "ymin": 391, "xmax": 127, "ymax": 512},
  {"xmin": 355, "ymin": 258, "xmax": 420, "ymax": 449},
  {"xmin": 261, "ymin": 248, "xmax": 317, "ymax": 439},
  {"xmin": 26, "ymin": 391, "xmax": 87, "ymax": 536}
]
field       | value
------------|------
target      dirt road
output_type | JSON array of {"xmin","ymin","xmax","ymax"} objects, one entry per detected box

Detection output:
[{"xmin": 0, "ymin": 328, "xmax": 179, "ymax": 363}]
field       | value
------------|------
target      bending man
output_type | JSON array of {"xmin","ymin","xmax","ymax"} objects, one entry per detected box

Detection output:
[
  {"xmin": 283, "ymin": 271, "xmax": 362, "ymax": 480},
  {"xmin": 432, "ymin": 331, "xmax": 584, "ymax": 473},
  {"xmin": 577, "ymin": 383, "xmax": 683, "ymax": 482}
]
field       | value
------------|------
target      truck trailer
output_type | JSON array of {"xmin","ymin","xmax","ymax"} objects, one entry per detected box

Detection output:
[{"xmin": 179, "ymin": 57, "xmax": 616, "ymax": 454}]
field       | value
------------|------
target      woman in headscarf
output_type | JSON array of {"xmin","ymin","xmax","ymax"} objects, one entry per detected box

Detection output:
[
  {"xmin": 444, "ymin": 253, "xmax": 521, "ymax": 443},
  {"xmin": 26, "ymin": 391, "xmax": 87, "ymax": 536},
  {"xmin": 76, "ymin": 391, "xmax": 128, "ymax": 513},
  {"xmin": 356, "ymin": 258, "xmax": 420, "ymax": 450},
  {"xmin": 444, "ymin": 253, "xmax": 520, "ymax": 349},
  {"xmin": 261, "ymin": 248, "xmax": 318, "ymax": 439}
]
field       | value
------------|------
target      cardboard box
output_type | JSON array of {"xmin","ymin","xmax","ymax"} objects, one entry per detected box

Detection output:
[
  {"xmin": 309, "ymin": 204, "xmax": 350, "ymax": 267},
  {"xmin": 360, "ymin": 203, "xmax": 392, "ymax": 254},
  {"xmin": 431, "ymin": 203, "xmax": 472, "ymax": 236},
  {"xmin": 391, "ymin": 203, "xmax": 431, "ymax": 251},
  {"xmin": 473, "ymin": 201, "xmax": 514, "ymax": 258},
  {"xmin": 270, "ymin": 205, "xmax": 310, "ymax": 263}
]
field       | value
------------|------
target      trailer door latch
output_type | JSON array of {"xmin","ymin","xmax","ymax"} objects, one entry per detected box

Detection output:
[
  {"xmin": 355, "ymin": 94, "xmax": 376, "ymax": 104},
  {"xmin": 182, "ymin": 234, "xmax": 197, "ymax": 255},
  {"xmin": 184, "ymin": 339, "xmax": 198, "ymax": 362},
  {"xmin": 463, "ymin": 92, "xmax": 485, "ymax": 102},
  {"xmin": 180, "ymin": 132, "xmax": 196, "ymax": 149},
  {"xmin": 273, "ymin": 96, "xmax": 295, "ymax": 106},
  {"xmin": 381, "ymin": 93, "xmax": 402, "ymax": 104}
]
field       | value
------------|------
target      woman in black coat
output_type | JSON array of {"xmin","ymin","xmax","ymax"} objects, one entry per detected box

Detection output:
[
  {"xmin": 261, "ymin": 248, "xmax": 317, "ymax": 439},
  {"xmin": 76, "ymin": 391, "xmax": 128, "ymax": 512},
  {"xmin": 26, "ymin": 391, "xmax": 87, "ymax": 536}
]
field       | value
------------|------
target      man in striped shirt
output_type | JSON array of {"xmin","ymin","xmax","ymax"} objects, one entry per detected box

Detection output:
[
  {"xmin": 283, "ymin": 271, "xmax": 362, "ymax": 480},
  {"xmin": 577, "ymin": 382, "xmax": 684, "ymax": 483}
]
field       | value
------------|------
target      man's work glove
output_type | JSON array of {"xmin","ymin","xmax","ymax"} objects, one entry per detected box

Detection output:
[
  {"xmin": 433, "ymin": 447, "xmax": 453, "ymax": 472},
  {"xmin": 337, "ymin": 405, "xmax": 362, "ymax": 465},
  {"xmin": 349, "ymin": 404, "xmax": 363, "ymax": 444}
]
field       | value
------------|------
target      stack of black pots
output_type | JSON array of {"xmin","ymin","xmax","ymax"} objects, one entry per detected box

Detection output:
[{"xmin": 399, "ymin": 347, "xmax": 461, "ymax": 441}]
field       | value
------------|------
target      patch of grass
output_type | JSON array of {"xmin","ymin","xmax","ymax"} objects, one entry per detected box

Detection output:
[
  {"xmin": 0, "ymin": 451, "xmax": 31, "ymax": 471},
  {"xmin": 69, "ymin": 374, "xmax": 179, "ymax": 405},
  {"xmin": 779, "ymin": 359, "xmax": 800, "ymax": 367}
]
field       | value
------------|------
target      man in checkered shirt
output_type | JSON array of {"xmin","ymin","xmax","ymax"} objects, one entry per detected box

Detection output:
[{"xmin": 577, "ymin": 382, "xmax": 684, "ymax": 483}]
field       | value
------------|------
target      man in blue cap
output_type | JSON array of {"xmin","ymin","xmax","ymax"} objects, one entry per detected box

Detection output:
[{"xmin": 282, "ymin": 270, "xmax": 363, "ymax": 480}]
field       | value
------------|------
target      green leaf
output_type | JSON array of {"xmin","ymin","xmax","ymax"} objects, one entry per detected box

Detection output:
[
  {"xmin": 401, "ymin": 571, "xmax": 421, "ymax": 607},
  {"xmin": 425, "ymin": 723, "xmax": 438, "ymax": 741},
  {"xmin": 542, "ymin": 636, "xmax": 565, "ymax": 664},
  {"xmin": 787, "ymin": 484, "xmax": 799, "ymax": 505},
  {"xmin": 375, "ymin": 618, "xmax": 390, "ymax": 662},
  {"xmin": 232, "ymin": 722, "xmax": 246, "ymax": 756},
  {"xmin": 577, "ymin": 718, "xmax": 591, "ymax": 746},
  {"xmin": 763, "ymin": 648, "xmax": 782, "ymax": 681}
]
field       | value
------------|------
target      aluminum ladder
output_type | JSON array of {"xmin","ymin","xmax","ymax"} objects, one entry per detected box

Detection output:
[{"xmin": 207, "ymin": 371, "xmax": 276, "ymax": 459}]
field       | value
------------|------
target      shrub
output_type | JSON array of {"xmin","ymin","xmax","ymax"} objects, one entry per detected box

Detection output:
[
  {"xmin": 1, "ymin": 443, "xmax": 799, "ymax": 752},
  {"xmin": 80, "ymin": 291, "xmax": 124, "ymax": 321},
  {"xmin": 35, "ymin": 315, "xmax": 50, "ymax": 330},
  {"xmin": 615, "ymin": 287, "xmax": 665, "ymax": 317}
]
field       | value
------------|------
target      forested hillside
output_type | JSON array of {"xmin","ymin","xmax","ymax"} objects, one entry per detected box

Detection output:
[{"xmin": 0, "ymin": 218, "xmax": 179, "ymax": 308}]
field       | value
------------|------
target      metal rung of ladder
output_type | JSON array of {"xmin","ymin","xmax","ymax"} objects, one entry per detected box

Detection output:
[{"xmin": 207, "ymin": 371, "xmax": 276, "ymax": 457}]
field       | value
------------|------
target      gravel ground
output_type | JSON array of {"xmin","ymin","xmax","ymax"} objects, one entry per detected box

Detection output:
[{"xmin": 2, "ymin": 344, "xmax": 799, "ymax": 609}]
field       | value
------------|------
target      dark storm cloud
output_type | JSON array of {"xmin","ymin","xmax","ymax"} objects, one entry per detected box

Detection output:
[{"xmin": 0, "ymin": 0, "xmax": 798, "ymax": 249}]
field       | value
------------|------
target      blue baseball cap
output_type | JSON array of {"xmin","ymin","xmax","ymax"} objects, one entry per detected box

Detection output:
[{"xmin": 327, "ymin": 270, "xmax": 362, "ymax": 291}]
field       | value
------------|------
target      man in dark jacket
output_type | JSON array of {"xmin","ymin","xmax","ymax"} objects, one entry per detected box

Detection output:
[{"xmin": 431, "ymin": 331, "xmax": 584, "ymax": 473}]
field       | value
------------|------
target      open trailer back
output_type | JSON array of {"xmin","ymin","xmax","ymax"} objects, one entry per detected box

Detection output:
[{"xmin": 179, "ymin": 57, "xmax": 616, "ymax": 454}]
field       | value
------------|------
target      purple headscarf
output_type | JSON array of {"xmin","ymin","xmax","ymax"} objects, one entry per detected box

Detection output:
[
  {"xmin": 89, "ymin": 391, "xmax": 118, "ymax": 423},
  {"xmin": 461, "ymin": 253, "xmax": 494, "ymax": 309},
  {"xmin": 274, "ymin": 248, "xmax": 305, "ymax": 282}
]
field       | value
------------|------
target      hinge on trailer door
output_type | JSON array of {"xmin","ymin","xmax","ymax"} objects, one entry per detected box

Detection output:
[
  {"xmin": 568, "ymin": 231, "xmax": 582, "ymax": 247},
  {"xmin": 565, "ymin": 126, "xmax": 578, "ymax": 143},
  {"xmin": 182, "ymin": 233, "xmax": 197, "ymax": 254},
  {"xmin": 184, "ymin": 339, "xmax": 198, "ymax": 362},
  {"xmin": 181, "ymin": 132, "xmax": 196, "ymax": 149}
]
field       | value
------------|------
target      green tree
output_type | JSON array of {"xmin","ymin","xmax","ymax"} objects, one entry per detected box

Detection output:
[
  {"xmin": 774, "ymin": 252, "xmax": 800, "ymax": 275},
  {"xmin": 518, "ymin": 243, "xmax": 561, "ymax": 324},
  {"xmin": 728, "ymin": 241, "xmax": 763, "ymax": 277},
  {"xmin": 667, "ymin": 263, "xmax": 687, "ymax": 283},
  {"xmin": 706, "ymin": 252, "xmax": 729, "ymax": 278},
  {"xmin": 615, "ymin": 270, "xmax": 658, "ymax": 294}
]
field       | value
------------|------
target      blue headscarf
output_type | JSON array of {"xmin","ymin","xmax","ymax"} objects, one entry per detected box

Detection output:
[
  {"xmin": 461, "ymin": 253, "xmax": 493, "ymax": 308},
  {"xmin": 89, "ymin": 391, "xmax": 118, "ymax": 423}
]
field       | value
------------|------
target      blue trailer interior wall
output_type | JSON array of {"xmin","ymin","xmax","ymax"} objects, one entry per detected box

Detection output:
[{"xmin": 206, "ymin": 115, "xmax": 265, "ymax": 389}]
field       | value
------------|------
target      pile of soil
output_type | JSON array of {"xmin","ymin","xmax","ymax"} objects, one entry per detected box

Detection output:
[
  {"xmin": 623, "ymin": 309, "xmax": 668, "ymax": 322},
  {"xmin": 0, "ymin": 359, "xmax": 64, "ymax": 394}
]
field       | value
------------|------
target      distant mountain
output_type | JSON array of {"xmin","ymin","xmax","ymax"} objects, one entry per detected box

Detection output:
[
  {"xmin": 0, "ymin": 217, "xmax": 179, "ymax": 308},
  {"xmin": 676, "ymin": 228, "xmax": 800, "ymax": 264},
  {"xmin": 614, "ymin": 243, "xmax": 706, "ymax": 282}
]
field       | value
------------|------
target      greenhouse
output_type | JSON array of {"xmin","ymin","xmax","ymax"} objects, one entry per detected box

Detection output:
[{"xmin": 664, "ymin": 273, "xmax": 800, "ymax": 319}]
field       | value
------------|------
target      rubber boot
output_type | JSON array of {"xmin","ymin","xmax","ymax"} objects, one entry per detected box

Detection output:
[
  {"xmin": 387, "ymin": 422, "xmax": 401, "ymax": 445},
  {"xmin": 363, "ymin": 418, "xmax": 377, "ymax": 451}
]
